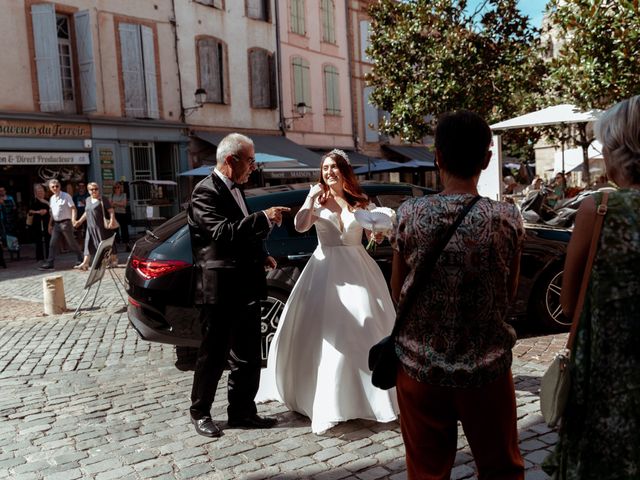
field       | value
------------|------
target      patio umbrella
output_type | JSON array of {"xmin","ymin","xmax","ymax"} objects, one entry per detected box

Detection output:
[
  {"xmin": 179, "ymin": 153, "xmax": 300, "ymax": 177},
  {"xmin": 353, "ymin": 160, "xmax": 404, "ymax": 175},
  {"xmin": 490, "ymin": 104, "xmax": 601, "ymax": 130},
  {"xmin": 178, "ymin": 165, "xmax": 213, "ymax": 176},
  {"xmin": 490, "ymin": 104, "xmax": 602, "ymax": 177}
]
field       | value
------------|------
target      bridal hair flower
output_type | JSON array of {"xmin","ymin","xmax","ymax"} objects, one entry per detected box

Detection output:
[{"xmin": 328, "ymin": 148, "xmax": 350, "ymax": 165}]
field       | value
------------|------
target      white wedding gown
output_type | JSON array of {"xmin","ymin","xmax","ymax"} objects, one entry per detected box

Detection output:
[{"xmin": 256, "ymin": 205, "xmax": 399, "ymax": 434}]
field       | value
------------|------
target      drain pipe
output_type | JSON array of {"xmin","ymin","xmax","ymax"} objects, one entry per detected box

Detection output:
[
  {"xmin": 170, "ymin": 0, "xmax": 187, "ymax": 124},
  {"xmin": 345, "ymin": 0, "xmax": 359, "ymax": 152},
  {"xmin": 275, "ymin": 0, "xmax": 287, "ymax": 134}
]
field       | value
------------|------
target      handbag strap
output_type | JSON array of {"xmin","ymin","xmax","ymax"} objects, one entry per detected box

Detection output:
[
  {"xmin": 391, "ymin": 195, "xmax": 482, "ymax": 339},
  {"xmin": 565, "ymin": 191, "xmax": 609, "ymax": 351},
  {"xmin": 100, "ymin": 199, "xmax": 109, "ymax": 222}
]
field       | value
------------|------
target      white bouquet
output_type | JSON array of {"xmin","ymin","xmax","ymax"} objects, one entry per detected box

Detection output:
[{"xmin": 354, "ymin": 207, "xmax": 397, "ymax": 252}]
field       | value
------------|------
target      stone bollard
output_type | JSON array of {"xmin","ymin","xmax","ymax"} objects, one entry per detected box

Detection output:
[{"xmin": 43, "ymin": 275, "xmax": 67, "ymax": 315}]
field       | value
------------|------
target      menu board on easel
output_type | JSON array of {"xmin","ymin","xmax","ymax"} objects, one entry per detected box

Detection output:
[{"xmin": 99, "ymin": 147, "xmax": 115, "ymax": 195}]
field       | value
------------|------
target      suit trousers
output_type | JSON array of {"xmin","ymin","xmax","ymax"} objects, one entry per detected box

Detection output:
[
  {"xmin": 190, "ymin": 301, "xmax": 262, "ymax": 421},
  {"xmin": 397, "ymin": 367, "xmax": 524, "ymax": 480},
  {"xmin": 47, "ymin": 220, "xmax": 83, "ymax": 264}
]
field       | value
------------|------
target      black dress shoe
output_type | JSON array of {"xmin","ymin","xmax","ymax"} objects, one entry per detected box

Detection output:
[
  {"xmin": 191, "ymin": 416, "xmax": 222, "ymax": 438},
  {"xmin": 227, "ymin": 414, "xmax": 277, "ymax": 429}
]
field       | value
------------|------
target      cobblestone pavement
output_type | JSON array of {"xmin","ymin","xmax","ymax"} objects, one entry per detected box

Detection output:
[{"xmin": 0, "ymin": 252, "xmax": 563, "ymax": 480}]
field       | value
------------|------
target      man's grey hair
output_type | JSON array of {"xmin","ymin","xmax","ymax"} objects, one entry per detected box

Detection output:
[
  {"xmin": 48, "ymin": 179, "xmax": 60, "ymax": 187},
  {"xmin": 216, "ymin": 133, "xmax": 254, "ymax": 167}
]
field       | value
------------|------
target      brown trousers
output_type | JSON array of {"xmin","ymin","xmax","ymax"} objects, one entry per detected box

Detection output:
[{"xmin": 397, "ymin": 367, "xmax": 524, "ymax": 480}]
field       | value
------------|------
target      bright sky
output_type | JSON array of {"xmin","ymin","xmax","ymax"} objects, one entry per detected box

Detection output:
[{"xmin": 466, "ymin": 0, "xmax": 548, "ymax": 29}]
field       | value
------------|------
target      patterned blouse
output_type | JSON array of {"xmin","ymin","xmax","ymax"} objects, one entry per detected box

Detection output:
[
  {"xmin": 392, "ymin": 193, "xmax": 525, "ymax": 388},
  {"xmin": 543, "ymin": 189, "xmax": 640, "ymax": 479}
]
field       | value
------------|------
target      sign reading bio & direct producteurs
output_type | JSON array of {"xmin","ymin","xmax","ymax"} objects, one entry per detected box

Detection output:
[{"xmin": 0, "ymin": 152, "xmax": 90, "ymax": 165}]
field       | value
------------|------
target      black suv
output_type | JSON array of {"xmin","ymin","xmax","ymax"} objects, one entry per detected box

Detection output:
[{"xmin": 125, "ymin": 182, "xmax": 571, "ymax": 365}]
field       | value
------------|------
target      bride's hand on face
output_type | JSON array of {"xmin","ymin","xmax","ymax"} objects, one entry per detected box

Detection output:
[{"xmin": 308, "ymin": 183, "xmax": 324, "ymax": 199}]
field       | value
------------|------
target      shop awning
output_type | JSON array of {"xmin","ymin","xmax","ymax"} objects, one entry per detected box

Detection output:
[
  {"xmin": 384, "ymin": 145, "xmax": 436, "ymax": 168},
  {"xmin": 180, "ymin": 159, "xmax": 317, "ymax": 177},
  {"xmin": 353, "ymin": 159, "xmax": 405, "ymax": 174},
  {"xmin": 192, "ymin": 131, "xmax": 322, "ymax": 168}
]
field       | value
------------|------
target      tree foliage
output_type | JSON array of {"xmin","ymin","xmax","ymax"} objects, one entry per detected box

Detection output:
[
  {"xmin": 544, "ymin": 0, "xmax": 640, "ymax": 110},
  {"xmin": 366, "ymin": 0, "xmax": 545, "ymax": 143},
  {"xmin": 543, "ymin": 0, "xmax": 640, "ymax": 183}
]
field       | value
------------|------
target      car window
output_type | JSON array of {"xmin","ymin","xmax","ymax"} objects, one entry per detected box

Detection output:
[
  {"xmin": 270, "ymin": 204, "xmax": 317, "ymax": 240},
  {"xmin": 374, "ymin": 193, "xmax": 417, "ymax": 210}
]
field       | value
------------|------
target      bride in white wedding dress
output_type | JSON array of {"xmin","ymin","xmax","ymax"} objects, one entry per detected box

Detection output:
[{"xmin": 256, "ymin": 149, "xmax": 398, "ymax": 434}]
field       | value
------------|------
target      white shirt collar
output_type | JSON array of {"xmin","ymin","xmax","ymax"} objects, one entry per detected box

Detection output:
[{"xmin": 214, "ymin": 168, "xmax": 234, "ymax": 190}]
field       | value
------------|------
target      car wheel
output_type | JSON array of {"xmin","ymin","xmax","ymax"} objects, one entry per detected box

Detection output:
[
  {"xmin": 260, "ymin": 289, "xmax": 290, "ymax": 366},
  {"xmin": 531, "ymin": 268, "xmax": 571, "ymax": 331}
]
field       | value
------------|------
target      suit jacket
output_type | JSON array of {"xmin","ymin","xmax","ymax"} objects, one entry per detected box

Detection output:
[{"xmin": 188, "ymin": 173, "xmax": 271, "ymax": 305}]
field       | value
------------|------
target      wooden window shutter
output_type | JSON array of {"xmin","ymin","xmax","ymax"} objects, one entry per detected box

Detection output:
[
  {"xmin": 247, "ymin": 0, "xmax": 268, "ymax": 21},
  {"xmin": 119, "ymin": 23, "xmax": 146, "ymax": 117},
  {"xmin": 250, "ymin": 49, "xmax": 270, "ymax": 108},
  {"xmin": 292, "ymin": 58, "xmax": 304, "ymax": 106},
  {"xmin": 291, "ymin": 0, "xmax": 305, "ymax": 35},
  {"xmin": 360, "ymin": 20, "xmax": 371, "ymax": 63},
  {"xmin": 363, "ymin": 86, "xmax": 379, "ymax": 142},
  {"xmin": 321, "ymin": 0, "xmax": 335, "ymax": 44},
  {"xmin": 31, "ymin": 3, "xmax": 63, "ymax": 112},
  {"xmin": 198, "ymin": 38, "xmax": 223, "ymax": 104},
  {"xmin": 324, "ymin": 65, "xmax": 340, "ymax": 114},
  {"xmin": 140, "ymin": 25, "xmax": 159, "ymax": 118},
  {"xmin": 73, "ymin": 10, "xmax": 97, "ymax": 113}
]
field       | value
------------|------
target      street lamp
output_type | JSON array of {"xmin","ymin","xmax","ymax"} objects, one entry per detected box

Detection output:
[
  {"xmin": 281, "ymin": 102, "xmax": 309, "ymax": 129},
  {"xmin": 184, "ymin": 88, "xmax": 207, "ymax": 116}
]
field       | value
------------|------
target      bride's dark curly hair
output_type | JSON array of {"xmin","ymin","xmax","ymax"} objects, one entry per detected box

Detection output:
[{"xmin": 317, "ymin": 151, "xmax": 369, "ymax": 209}]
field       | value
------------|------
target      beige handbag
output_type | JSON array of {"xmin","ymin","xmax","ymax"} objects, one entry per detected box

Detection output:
[
  {"xmin": 540, "ymin": 192, "xmax": 609, "ymax": 427},
  {"xmin": 101, "ymin": 200, "xmax": 120, "ymax": 230},
  {"xmin": 26, "ymin": 213, "xmax": 34, "ymax": 226}
]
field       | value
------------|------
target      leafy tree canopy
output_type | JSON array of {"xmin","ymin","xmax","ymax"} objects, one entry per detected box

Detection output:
[
  {"xmin": 366, "ymin": 0, "xmax": 546, "ymax": 144},
  {"xmin": 544, "ymin": 0, "xmax": 640, "ymax": 110}
]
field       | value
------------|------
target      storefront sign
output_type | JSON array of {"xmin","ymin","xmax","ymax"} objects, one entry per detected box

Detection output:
[
  {"xmin": 99, "ymin": 147, "xmax": 115, "ymax": 193},
  {"xmin": 0, "ymin": 151, "xmax": 90, "ymax": 165},
  {"xmin": 265, "ymin": 171, "xmax": 315, "ymax": 179},
  {"xmin": 0, "ymin": 120, "xmax": 91, "ymax": 138}
]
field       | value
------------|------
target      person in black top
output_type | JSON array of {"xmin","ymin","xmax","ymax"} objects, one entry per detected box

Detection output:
[{"xmin": 28, "ymin": 184, "xmax": 51, "ymax": 261}]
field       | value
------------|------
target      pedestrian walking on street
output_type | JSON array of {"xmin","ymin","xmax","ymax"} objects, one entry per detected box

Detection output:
[
  {"xmin": 28, "ymin": 184, "xmax": 51, "ymax": 262},
  {"xmin": 38, "ymin": 179, "xmax": 83, "ymax": 270},
  {"xmin": 187, "ymin": 133, "xmax": 290, "ymax": 438},
  {"xmin": 73, "ymin": 182, "xmax": 118, "ymax": 270},
  {"xmin": 256, "ymin": 149, "xmax": 399, "ymax": 434},
  {"xmin": 109, "ymin": 181, "xmax": 131, "ymax": 251},
  {"xmin": 543, "ymin": 95, "xmax": 640, "ymax": 479},
  {"xmin": 390, "ymin": 110, "xmax": 525, "ymax": 480}
]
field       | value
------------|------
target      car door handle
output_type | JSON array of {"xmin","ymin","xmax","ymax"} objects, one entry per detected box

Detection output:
[{"xmin": 287, "ymin": 254, "xmax": 312, "ymax": 261}]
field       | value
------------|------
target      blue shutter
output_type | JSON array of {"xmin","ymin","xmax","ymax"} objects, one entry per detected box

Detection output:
[
  {"xmin": 31, "ymin": 4, "xmax": 63, "ymax": 112},
  {"xmin": 119, "ymin": 23, "xmax": 146, "ymax": 117},
  {"xmin": 141, "ymin": 25, "xmax": 159, "ymax": 119},
  {"xmin": 364, "ymin": 86, "xmax": 379, "ymax": 142},
  {"xmin": 74, "ymin": 10, "xmax": 97, "ymax": 113}
]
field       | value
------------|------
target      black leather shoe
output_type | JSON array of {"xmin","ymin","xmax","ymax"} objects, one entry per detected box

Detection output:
[
  {"xmin": 227, "ymin": 414, "xmax": 277, "ymax": 429},
  {"xmin": 191, "ymin": 416, "xmax": 222, "ymax": 438}
]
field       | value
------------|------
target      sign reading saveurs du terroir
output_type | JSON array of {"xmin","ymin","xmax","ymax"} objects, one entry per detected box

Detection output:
[{"xmin": 0, "ymin": 152, "xmax": 90, "ymax": 165}]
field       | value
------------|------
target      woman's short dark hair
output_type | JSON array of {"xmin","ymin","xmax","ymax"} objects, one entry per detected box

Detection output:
[{"xmin": 435, "ymin": 110, "xmax": 492, "ymax": 178}]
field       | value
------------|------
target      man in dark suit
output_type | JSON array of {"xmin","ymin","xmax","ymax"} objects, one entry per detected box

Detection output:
[{"xmin": 187, "ymin": 133, "xmax": 289, "ymax": 438}]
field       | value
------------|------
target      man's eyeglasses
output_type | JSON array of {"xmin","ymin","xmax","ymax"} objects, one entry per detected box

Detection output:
[
  {"xmin": 233, "ymin": 154, "xmax": 256, "ymax": 166},
  {"xmin": 88, "ymin": 188, "xmax": 99, "ymax": 191},
  {"xmin": 50, "ymin": 185, "xmax": 60, "ymax": 189}
]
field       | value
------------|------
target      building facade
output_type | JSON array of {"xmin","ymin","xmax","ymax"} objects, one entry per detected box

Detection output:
[{"xmin": 0, "ymin": 0, "xmax": 189, "ymax": 233}]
